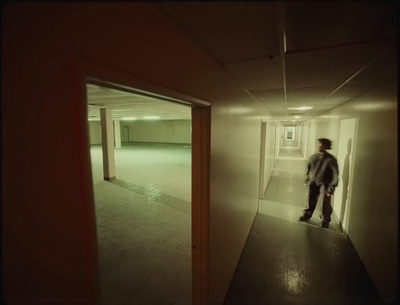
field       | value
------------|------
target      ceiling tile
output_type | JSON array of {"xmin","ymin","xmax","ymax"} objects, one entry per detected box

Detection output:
[
  {"xmin": 285, "ymin": 2, "xmax": 396, "ymax": 52},
  {"xmin": 285, "ymin": 42, "xmax": 389, "ymax": 88},
  {"xmin": 224, "ymin": 57, "xmax": 283, "ymax": 91},
  {"xmin": 160, "ymin": 2, "xmax": 280, "ymax": 63},
  {"xmin": 330, "ymin": 82, "xmax": 373, "ymax": 98},
  {"xmin": 251, "ymin": 89, "xmax": 285, "ymax": 106},
  {"xmin": 350, "ymin": 42, "xmax": 397, "ymax": 85},
  {"xmin": 287, "ymin": 97, "xmax": 350, "ymax": 108},
  {"xmin": 287, "ymin": 85, "xmax": 338, "ymax": 101},
  {"xmin": 86, "ymin": 84, "xmax": 190, "ymax": 120},
  {"xmin": 266, "ymin": 107, "xmax": 287, "ymax": 115}
]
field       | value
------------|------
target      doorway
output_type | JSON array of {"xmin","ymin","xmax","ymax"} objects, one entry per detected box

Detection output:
[
  {"xmin": 79, "ymin": 60, "xmax": 210, "ymax": 305},
  {"xmin": 122, "ymin": 126, "xmax": 129, "ymax": 142},
  {"xmin": 285, "ymin": 126, "xmax": 295, "ymax": 141}
]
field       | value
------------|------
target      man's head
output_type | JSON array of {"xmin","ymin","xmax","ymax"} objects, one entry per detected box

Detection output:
[{"xmin": 318, "ymin": 138, "xmax": 332, "ymax": 153}]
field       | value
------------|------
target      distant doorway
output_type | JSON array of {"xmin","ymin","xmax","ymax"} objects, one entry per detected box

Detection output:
[
  {"xmin": 122, "ymin": 126, "xmax": 129, "ymax": 142},
  {"xmin": 285, "ymin": 126, "xmax": 295, "ymax": 141}
]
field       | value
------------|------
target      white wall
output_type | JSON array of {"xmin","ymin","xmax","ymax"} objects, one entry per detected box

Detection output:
[
  {"xmin": 304, "ymin": 120, "xmax": 318, "ymax": 159},
  {"xmin": 121, "ymin": 120, "xmax": 191, "ymax": 144},
  {"xmin": 258, "ymin": 120, "xmax": 278, "ymax": 198},
  {"xmin": 333, "ymin": 118, "xmax": 357, "ymax": 230},
  {"xmin": 88, "ymin": 121, "xmax": 101, "ymax": 144},
  {"xmin": 309, "ymin": 82, "xmax": 397, "ymax": 303},
  {"xmin": 261, "ymin": 121, "xmax": 277, "ymax": 195},
  {"xmin": 274, "ymin": 122, "xmax": 281, "ymax": 164},
  {"xmin": 295, "ymin": 125, "xmax": 301, "ymax": 146}
]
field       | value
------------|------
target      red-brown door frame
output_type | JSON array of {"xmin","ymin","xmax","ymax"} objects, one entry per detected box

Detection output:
[{"xmin": 72, "ymin": 57, "xmax": 211, "ymax": 305}]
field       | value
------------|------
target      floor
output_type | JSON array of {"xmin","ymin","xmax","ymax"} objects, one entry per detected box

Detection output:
[
  {"xmin": 224, "ymin": 141, "xmax": 383, "ymax": 305},
  {"xmin": 90, "ymin": 142, "xmax": 192, "ymax": 305}
]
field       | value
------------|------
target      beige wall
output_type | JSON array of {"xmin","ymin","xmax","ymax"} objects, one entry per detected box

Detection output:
[
  {"xmin": 2, "ymin": 3, "xmax": 271, "ymax": 305},
  {"xmin": 261, "ymin": 121, "xmax": 277, "ymax": 195},
  {"xmin": 304, "ymin": 120, "xmax": 318, "ymax": 159},
  {"xmin": 258, "ymin": 121, "xmax": 278, "ymax": 198},
  {"xmin": 88, "ymin": 121, "xmax": 102, "ymax": 145},
  {"xmin": 309, "ymin": 82, "xmax": 398, "ymax": 303},
  {"xmin": 299, "ymin": 122, "xmax": 308, "ymax": 156},
  {"xmin": 121, "ymin": 120, "xmax": 191, "ymax": 144}
]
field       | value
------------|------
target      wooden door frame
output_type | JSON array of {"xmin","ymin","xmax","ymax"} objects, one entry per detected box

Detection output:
[{"xmin": 71, "ymin": 57, "xmax": 211, "ymax": 305}]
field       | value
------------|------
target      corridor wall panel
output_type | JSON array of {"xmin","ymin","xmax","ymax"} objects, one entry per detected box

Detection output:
[
  {"xmin": 261, "ymin": 121, "xmax": 276, "ymax": 194},
  {"xmin": 313, "ymin": 82, "xmax": 398, "ymax": 303},
  {"xmin": 2, "ymin": 3, "xmax": 271, "ymax": 305}
]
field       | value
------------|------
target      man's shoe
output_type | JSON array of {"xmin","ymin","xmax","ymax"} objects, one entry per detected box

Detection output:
[
  {"xmin": 320, "ymin": 221, "xmax": 329, "ymax": 228},
  {"xmin": 299, "ymin": 215, "xmax": 311, "ymax": 221}
]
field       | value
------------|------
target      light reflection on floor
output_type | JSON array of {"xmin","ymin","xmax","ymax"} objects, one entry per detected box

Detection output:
[{"xmin": 90, "ymin": 142, "xmax": 192, "ymax": 305}]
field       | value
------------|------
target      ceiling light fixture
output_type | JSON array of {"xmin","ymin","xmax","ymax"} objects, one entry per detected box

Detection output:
[
  {"xmin": 121, "ymin": 117, "xmax": 137, "ymax": 121},
  {"xmin": 143, "ymin": 116, "xmax": 160, "ymax": 120},
  {"xmin": 287, "ymin": 106, "xmax": 313, "ymax": 111}
]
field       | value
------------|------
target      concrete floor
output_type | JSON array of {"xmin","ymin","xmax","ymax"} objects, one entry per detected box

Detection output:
[
  {"xmin": 90, "ymin": 142, "xmax": 192, "ymax": 305},
  {"xmin": 224, "ymin": 141, "xmax": 383, "ymax": 305}
]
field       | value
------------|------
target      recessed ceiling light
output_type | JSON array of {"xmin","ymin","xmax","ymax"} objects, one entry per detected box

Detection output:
[
  {"xmin": 293, "ymin": 115, "xmax": 302, "ymax": 119},
  {"xmin": 143, "ymin": 116, "xmax": 160, "ymax": 120},
  {"xmin": 287, "ymin": 106, "xmax": 313, "ymax": 111},
  {"xmin": 121, "ymin": 117, "xmax": 137, "ymax": 121}
]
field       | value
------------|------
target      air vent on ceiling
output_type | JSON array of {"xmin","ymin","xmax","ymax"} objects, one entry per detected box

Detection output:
[{"xmin": 289, "ymin": 113, "xmax": 304, "ymax": 116}]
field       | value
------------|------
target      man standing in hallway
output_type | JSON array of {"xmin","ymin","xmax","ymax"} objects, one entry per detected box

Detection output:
[{"xmin": 299, "ymin": 138, "xmax": 339, "ymax": 228}]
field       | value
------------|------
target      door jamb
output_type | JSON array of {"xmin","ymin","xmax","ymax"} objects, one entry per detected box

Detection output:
[{"xmin": 72, "ymin": 57, "xmax": 211, "ymax": 305}]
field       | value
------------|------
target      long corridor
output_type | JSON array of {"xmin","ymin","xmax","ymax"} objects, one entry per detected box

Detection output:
[{"xmin": 224, "ymin": 142, "xmax": 383, "ymax": 305}]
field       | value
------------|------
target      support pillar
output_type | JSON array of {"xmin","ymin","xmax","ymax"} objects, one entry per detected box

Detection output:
[
  {"xmin": 100, "ymin": 108, "xmax": 116, "ymax": 181},
  {"xmin": 114, "ymin": 120, "xmax": 121, "ymax": 149}
]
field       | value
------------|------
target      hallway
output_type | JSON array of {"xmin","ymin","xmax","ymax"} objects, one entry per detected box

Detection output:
[{"xmin": 224, "ymin": 143, "xmax": 383, "ymax": 305}]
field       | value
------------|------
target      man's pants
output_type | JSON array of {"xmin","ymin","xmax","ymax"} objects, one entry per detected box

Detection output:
[{"xmin": 303, "ymin": 181, "xmax": 333, "ymax": 223}]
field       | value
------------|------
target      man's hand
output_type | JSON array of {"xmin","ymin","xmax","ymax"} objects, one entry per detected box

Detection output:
[{"xmin": 327, "ymin": 193, "xmax": 331, "ymax": 197}]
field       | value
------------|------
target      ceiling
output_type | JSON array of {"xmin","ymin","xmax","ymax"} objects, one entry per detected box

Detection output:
[
  {"xmin": 87, "ymin": 2, "xmax": 397, "ymax": 124},
  {"xmin": 87, "ymin": 84, "xmax": 191, "ymax": 121},
  {"xmin": 157, "ymin": 1, "xmax": 397, "ymax": 123}
]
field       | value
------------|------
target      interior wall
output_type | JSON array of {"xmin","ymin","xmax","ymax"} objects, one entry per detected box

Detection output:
[
  {"xmin": 299, "ymin": 122, "xmax": 308, "ymax": 156},
  {"xmin": 120, "ymin": 120, "xmax": 191, "ymax": 144},
  {"xmin": 309, "ymin": 82, "xmax": 398, "ymax": 303},
  {"xmin": 2, "ymin": 3, "xmax": 271, "ymax": 305},
  {"xmin": 274, "ymin": 122, "xmax": 281, "ymax": 164},
  {"xmin": 305, "ymin": 120, "xmax": 318, "ymax": 159},
  {"xmin": 88, "ymin": 121, "xmax": 102, "ymax": 145},
  {"xmin": 261, "ymin": 121, "xmax": 276, "ymax": 194}
]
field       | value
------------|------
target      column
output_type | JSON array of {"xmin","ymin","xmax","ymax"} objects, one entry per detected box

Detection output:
[
  {"xmin": 100, "ymin": 108, "xmax": 116, "ymax": 181},
  {"xmin": 114, "ymin": 120, "xmax": 121, "ymax": 149}
]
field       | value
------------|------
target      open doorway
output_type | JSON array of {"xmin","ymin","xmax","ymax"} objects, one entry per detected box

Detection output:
[
  {"xmin": 87, "ymin": 83, "xmax": 193, "ymax": 304},
  {"xmin": 284, "ymin": 126, "xmax": 295, "ymax": 141},
  {"xmin": 81, "ymin": 68, "xmax": 210, "ymax": 305}
]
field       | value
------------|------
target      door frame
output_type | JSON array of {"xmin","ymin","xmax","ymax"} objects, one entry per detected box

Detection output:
[
  {"xmin": 285, "ymin": 125, "xmax": 295, "ymax": 141},
  {"xmin": 71, "ymin": 57, "xmax": 211, "ymax": 305},
  {"xmin": 122, "ymin": 126, "xmax": 129, "ymax": 142}
]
